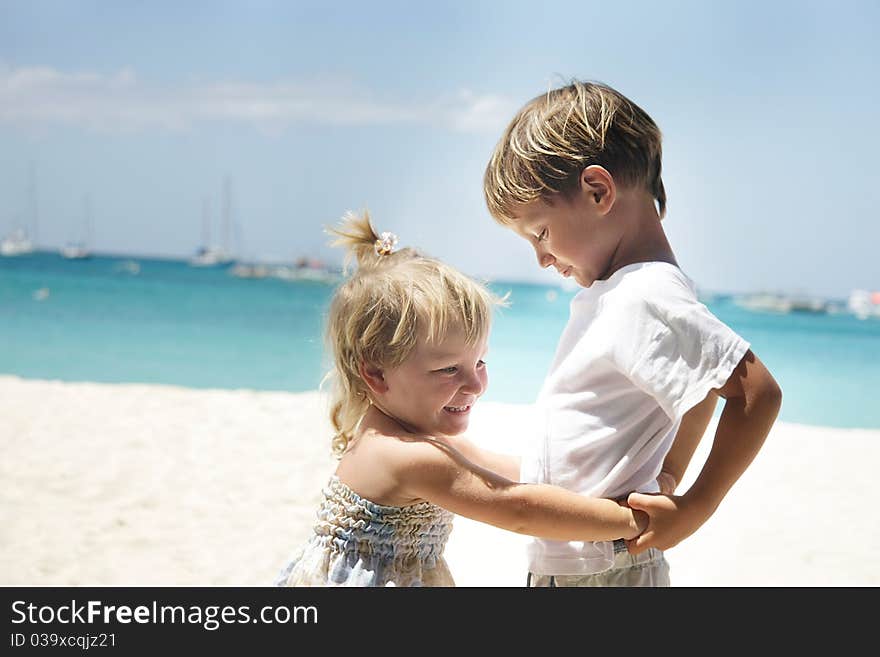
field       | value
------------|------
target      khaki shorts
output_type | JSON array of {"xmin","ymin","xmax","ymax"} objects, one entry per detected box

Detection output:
[{"xmin": 526, "ymin": 541, "xmax": 670, "ymax": 587}]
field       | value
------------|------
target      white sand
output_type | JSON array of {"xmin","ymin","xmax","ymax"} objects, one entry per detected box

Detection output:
[{"xmin": 2, "ymin": 374, "xmax": 877, "ymax": 586}]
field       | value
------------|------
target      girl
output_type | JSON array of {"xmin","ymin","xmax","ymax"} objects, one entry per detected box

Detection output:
[{"xmin": 275, "ymin": 211, "xmax": 646, "ymax": 587}]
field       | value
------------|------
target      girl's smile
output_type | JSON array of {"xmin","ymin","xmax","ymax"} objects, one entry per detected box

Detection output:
[{"xmin": 364, "ymin": 326, "xmax": 488, "ymax": 437}]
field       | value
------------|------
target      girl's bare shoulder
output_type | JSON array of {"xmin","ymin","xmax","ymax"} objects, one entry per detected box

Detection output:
[{"xmin": 334, "ymin": 429, "xmax": 461, "ymax": 505}]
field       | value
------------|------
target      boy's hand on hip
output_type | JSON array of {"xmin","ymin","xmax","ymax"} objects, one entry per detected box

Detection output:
[
  {"xmin": 623, "ymin": 492, "xmax": 710, "ymax": 554},
  {"xmin": 656, "ymin": 471, "xmax": 678, "ymax": 495}
]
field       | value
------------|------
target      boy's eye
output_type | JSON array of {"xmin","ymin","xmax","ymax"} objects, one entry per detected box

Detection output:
[
  {"xmin": 537, "ymin": 228, "xmax": 548, "ymax": 242},
  {"xmin": 477, "ymin": 360, "xmax": 487, "ymax": 368}
]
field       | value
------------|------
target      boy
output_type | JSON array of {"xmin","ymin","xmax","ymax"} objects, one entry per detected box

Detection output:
[{"xmin": 483, "ymin": 80, "xmax": 782, "ymax": 586}]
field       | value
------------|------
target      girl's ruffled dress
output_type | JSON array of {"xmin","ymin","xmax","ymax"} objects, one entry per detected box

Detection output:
[{"xmin": 274, "ymin": 475, "xmax": 455, "ymax": 587}]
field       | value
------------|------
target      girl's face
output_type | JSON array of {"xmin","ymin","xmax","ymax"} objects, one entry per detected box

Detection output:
[{"xmin": 368, "ymin": 325, "xmax": 488, "ymax": 437}]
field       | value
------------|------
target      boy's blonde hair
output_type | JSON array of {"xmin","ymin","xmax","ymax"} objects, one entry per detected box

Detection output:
[
  {"xmin": 483, "ymin": 79, "xmax": 666, "ymax": 223},
  {"xmin": 324, "ymin": 210, "xmax": 503, "ymax": 455}
]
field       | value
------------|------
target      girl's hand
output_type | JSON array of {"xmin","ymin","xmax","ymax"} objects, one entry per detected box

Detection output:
[
  {"xmin": 616, "ymin": 498, "xmax": 649, "ymax": 539},
  {"xmin": 624, "ymin": 492, "xmax": 712, "ymax": 554}
]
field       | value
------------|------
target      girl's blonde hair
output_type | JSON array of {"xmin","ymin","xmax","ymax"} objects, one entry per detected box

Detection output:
[
  {"xmin": 324, "ymin": 210, "xmax": 504, "ymax": 456},
  {"xmin": 483, "ymin": 79, "xmax": 666, "ymax": 223}
]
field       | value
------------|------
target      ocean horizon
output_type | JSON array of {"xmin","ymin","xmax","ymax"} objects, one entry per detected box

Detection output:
[{"xmin": 2, "ymin": 251, "xmax": 878, "ymax": 429}]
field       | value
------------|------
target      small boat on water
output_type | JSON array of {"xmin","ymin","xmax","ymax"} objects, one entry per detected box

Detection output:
[
  {"xmin": 230, "ymin": 256, "xmax": 341, "ymax": 284},
  {"xmin": 735, "ymin": 293, "xmax": 794, "ymax": 314},
  {"xmin": 271, "ymin": 266, "xmax": 341, "ymax": 284},
  {"xmin": 734, "ymin": 292, "xmax": 828, "ymax": 315},
  {"xmin": 273, "ymin": 257, "xmax": 342, "ymax": 284},
  {"xmin": 61, "ymin": 243, "xmax": 92, "ymax": 260},
  {"xmin": 230, "ymin": 262, "xmax": 269, "ymax": 279},
  {"xmin": 190, "ymin": 180, "xmax": 237, "ymax": 268},
  {"xmin": 847, "ymin": 289, "xmax": 880, "ymax": 320},
  {"xmin": 788, "ymin": 296, "xmax": 828, "ymax": 314},
  {"xmin": 189, "ymin": 245, "xmax": 234, "ymax": 267},
  {"xmin": 1, "ymin": 228, "xmax": 35, "ymax": 256},
  {"xmin": 61, "ymin": 197, "xmax": 94, "ymax": 259}
]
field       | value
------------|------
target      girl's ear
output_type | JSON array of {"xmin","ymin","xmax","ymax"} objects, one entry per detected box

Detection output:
[
  {"xmin": 358, "ymin": 361, "xmax": 388, "ymax": 395},
  {"xmin": 580, "ymin": 165, "xmax": 616, "ymax": 215}
]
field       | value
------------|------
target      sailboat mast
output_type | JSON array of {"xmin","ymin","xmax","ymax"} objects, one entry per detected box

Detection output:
[
  {"xmin": 222, "ymin": 176, "xmax": 232, "ymax": 255},
  {"xmin": 84, "ymin": 194, "xmax": 93, "ymax": 246},
  {"xmin": 28, "ymin": 162, "xmax": 39, "ymax": 246},
  {"xmin": 202, "ymin": 197, "xmax": 211, "ymax": 247}
]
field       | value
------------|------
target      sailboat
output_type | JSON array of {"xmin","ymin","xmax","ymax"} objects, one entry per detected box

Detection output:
[
  {"xmin": 61, "ymin": 195, "xmax": 94, "ymax": 260},
  {"xmin": 2, "ymin": 165, "xmax": 39, "ymax": 257},
  {"xmin": 190, "ymin": 245, "xmax": 232, "ymax": 266},
  {"xmin": 60, "ymin": 242, "xmax": 91, "ymax": 259},
  {"xmin": 0, "ymin": 227, "xmax": 34, "ymax": 256},
  {"xmin": 190, "ymin": 181, "xmax": 234, "ymax": 267}
]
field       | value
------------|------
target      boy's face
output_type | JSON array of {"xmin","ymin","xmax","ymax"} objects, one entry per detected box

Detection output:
[
  {"xmin": 371, "ymin": 325, "xmax": 488, "ymax": 438},
  {"xmin": 509, "ymin": 190, "xmax": 620, "ymax": 288}
]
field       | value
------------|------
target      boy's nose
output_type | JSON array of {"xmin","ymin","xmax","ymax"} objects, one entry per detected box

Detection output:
[{"xmin": 536, "ymin": 248, "xmax": 555, "ymax": 269}]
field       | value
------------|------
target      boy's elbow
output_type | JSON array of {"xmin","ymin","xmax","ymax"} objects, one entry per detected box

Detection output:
[
  {"xmin": 765, "ymin": 372, "xmax": 782, "ymax": 405},
  {"xmin": 756, "ymin": 372, "xmax": 783, "ymax": 417}
]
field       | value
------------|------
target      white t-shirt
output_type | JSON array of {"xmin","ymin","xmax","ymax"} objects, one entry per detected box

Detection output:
[{"xmin": 521, "ymin": 262, "xmax": 750, "ymax": 575}]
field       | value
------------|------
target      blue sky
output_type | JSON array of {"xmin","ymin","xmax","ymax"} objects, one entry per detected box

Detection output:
[{"xmin": 1, "ymin": 0, "xmax": 878, "ymax": 298}]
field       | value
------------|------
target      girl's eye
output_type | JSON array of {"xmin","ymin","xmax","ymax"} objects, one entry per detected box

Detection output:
[
  {"xmin": 537, "ymin": 228, "xmax": 548, "ymax": 242},
  {"xmin": 439, "ymin": 366, "xmax": 457, "ymax": 374},
  {"xmin": 477, "ymin": 360, "xmax": 487, "ymax": 368}
]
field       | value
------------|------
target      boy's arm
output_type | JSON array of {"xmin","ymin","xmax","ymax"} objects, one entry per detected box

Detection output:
[
  {"xmin": 627, "ymin": 349, "xmax": 781, "ymax": 553},
  {"xmin": 657, "ymin": 391, "xmax": 718, "ymax": 493}
]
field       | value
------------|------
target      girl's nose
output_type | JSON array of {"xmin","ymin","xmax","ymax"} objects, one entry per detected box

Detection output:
[{"xmin": 460, "ymin": 369, "xmax": 485, "ymax": 396}]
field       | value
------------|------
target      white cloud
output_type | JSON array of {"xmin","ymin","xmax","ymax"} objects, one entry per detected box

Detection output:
[
  {"xmin": 0, "ymin": 65, "xmax": 516, "ymax": 135},
  {"xmin": 445, "ymin": 89, "xmax": 519, "ymax": 133}
]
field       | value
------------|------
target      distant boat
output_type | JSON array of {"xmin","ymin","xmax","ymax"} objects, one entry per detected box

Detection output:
[
  {"xmin": 734, "ymin": 293, "xmax": 793, "ymax": 314},
  {"xmin": 4, "ymin": 164, "xmax": 40, "ymax": 257},
  {"xmin": 190, "ymin": 189, "xmax": 235, "ymax": 268},
  {"xmin": 230, "ymin": 262, "xmax": 269, "ymax": 279},
  {"xmin": 270, "ymin": 266, "xmax": 341, "ymax": 284},
  {"xmin": 734, "ymin": 292, "xmax": 828, "ymax": 315},
  {"xmin": 190, "ymin": 245, "xmax": 234, "ymax": 267},
  {"xmin": 230, "ymin": 257, "xmax": 341, "ymax": 284},
  {"xmin": 0, "ymin": 228, "xmax": 34, "ymax": 257},
  {"xmin": 788, "ymin": 296, "xmax": 828, "ymax": 314},
  {"xmin": 61, "ymin": 195, "xmax": 94, "ymax": 260},
  {"xmin": 60, "ymin": 244, "xmax": 92, "ymax": 259},
  {"xmin": 273, "ymin": 257, "xmax": 342, "ymax": 284},
  {"xmin": 848, "ymin": 289, "xmax": 880, "ymax": 320}
]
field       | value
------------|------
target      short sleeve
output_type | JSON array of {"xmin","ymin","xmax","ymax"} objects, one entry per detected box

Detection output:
[{"xmin": 606, "ymin": 278, "xmax": 750, "ymax": 421}]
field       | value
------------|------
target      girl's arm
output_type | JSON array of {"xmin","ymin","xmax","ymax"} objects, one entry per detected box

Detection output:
[
  {"xmin": 451, "ymin": 436, "xmax": 521, "ymax": 481},
  {"xmin": 395, "ymin": 437, "xmax": 646, "ymax": 542}
]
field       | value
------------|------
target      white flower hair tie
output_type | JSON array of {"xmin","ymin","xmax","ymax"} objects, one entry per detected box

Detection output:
[{"xmin": 374, "ymin": 231, "xmax": 399, "ymax": 257}]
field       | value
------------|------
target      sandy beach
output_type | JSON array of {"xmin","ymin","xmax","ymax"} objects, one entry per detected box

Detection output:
[{"xmin": 2, "ymin": 374, "xmax": 877, "ymax": 587}]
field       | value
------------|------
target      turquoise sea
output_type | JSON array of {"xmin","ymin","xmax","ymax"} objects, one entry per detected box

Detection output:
[{"xmin": 2, "ymin": 253, "xmax": 878, "ymax": 429}]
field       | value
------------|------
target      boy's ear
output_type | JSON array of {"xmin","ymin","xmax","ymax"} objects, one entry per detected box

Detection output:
[
  {"xmin": 359, "ymin": 361, "xmax": 388, "ymax": 395},
  {"xmin": 579, "ymin": 165, "xmax": 616, "ymax": 214}
]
